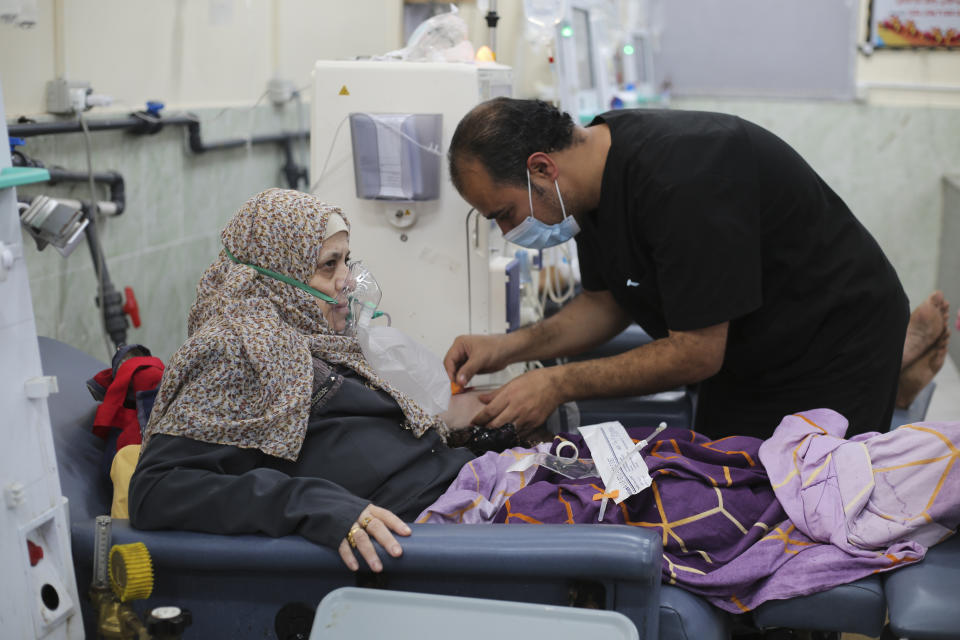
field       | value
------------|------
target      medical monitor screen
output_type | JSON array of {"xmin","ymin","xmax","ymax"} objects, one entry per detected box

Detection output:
[{"xmin": 573, "ymin": 8, "xmax": 596, "ymax": 91}]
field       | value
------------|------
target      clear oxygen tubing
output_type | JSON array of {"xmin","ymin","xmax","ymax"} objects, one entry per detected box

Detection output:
[{"xmin": 498, "ymin": 232, "xmax": 546, "ymax": 323}]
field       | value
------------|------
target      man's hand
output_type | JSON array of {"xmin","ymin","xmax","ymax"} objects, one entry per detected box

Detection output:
[
  {"xmin": 444, "ymin": 334, "xmax": 513, "ymax": 387},
  {"xmin": 470, "ymin": 367, "xmax": 562, "ymax": 438}
]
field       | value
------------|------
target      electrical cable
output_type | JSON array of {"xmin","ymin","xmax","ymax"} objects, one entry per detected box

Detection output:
[
  {"xmin": 293, "ymin": 89, "xmax": 309, "ymax": 183},
  {"xmin": 364, "ymin": 116, "xmax": 444, "ymax": 157},
  {"xmin": 78, "ymin": 112, "xmax": 115, "ymax": 359},
  {"xmin": 244, "ymin": 90, "xmax": 266, "ymax": 150},
  {"xmin": 309, "ymin": 115, "xmax": 349, "ymax": 194},
  {"xmin": 464, "ymin": 207, "xmax": 476, "ymax": 333}
]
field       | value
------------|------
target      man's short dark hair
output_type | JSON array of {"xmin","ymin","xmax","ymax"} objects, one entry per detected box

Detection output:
[{"xmin": 448, "ymin": 98, "xmax": 576, "ymax": 192}]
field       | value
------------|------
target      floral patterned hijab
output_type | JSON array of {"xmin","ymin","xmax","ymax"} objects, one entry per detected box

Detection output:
[{"xmin": 144, "ymin": 188, "xmax": 449, "ymax": 461}]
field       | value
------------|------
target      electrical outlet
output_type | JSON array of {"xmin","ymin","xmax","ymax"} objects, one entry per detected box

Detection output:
[{"xmin": 45, "ymin": 78, "xmax": 90, "ymax": 115}]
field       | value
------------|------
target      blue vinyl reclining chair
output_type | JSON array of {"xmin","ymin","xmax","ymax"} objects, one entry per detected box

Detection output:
[
  {"xmin": 41, "ymin": 335, "xmax": 956, "ymax": 640},
  {"xmin": 41, "ymin": 337, "xmax": 662, "ymax": 639}
]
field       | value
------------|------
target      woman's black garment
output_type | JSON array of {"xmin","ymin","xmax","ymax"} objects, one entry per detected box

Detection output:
[{"xmin": 128, "ymin": 361, "xmax": 474, "ymax": 548}]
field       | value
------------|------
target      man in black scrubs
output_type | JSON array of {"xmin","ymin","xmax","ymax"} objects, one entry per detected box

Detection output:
[{"xmin": 444, "ymin": 98, "xmax": 908, "ymax": 440}]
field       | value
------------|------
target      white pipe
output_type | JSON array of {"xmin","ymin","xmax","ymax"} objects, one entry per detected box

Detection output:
[
  {"xmin": 53, "ymin": 0, "xmax": 66, "ymax": 78},
  {"xmin": 488, "ymin": 0, "xmax": 498, "ymax": 55},
  {"xmin": 271, "ymin": 0, "xmax": 281, "ymax": 77}
]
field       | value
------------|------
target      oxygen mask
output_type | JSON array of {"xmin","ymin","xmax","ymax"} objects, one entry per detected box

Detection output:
[{"xmin": 338, "ymin": 261, "xmax": 386, "ymax": 336}]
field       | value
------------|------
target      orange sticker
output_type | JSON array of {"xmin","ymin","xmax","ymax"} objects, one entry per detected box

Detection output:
[{"xmin": 592, "ymin": 489, "xmax": 620, "ymax": 501}]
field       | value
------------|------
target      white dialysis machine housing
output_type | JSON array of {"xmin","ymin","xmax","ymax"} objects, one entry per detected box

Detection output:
[
  {"xmin": 310, "ymin": 61, "xmax": 520, "ymax": 377},
  {"xmin": 0, "ymin": 82, "xmax": 84, "ymax": 639}
]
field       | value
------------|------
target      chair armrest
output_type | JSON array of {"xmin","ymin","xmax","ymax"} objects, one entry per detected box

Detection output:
[
  {"xmin": 73, "ymin": 520, "xmax": 662, "ymax": 638},
  {"xmin": 78, "ymin": 520, "xmax": 658, "ymax": 579}
]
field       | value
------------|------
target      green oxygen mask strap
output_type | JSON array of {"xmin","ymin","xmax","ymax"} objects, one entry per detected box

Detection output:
[{"xmin": 223, "ymin": 246, "xmax": 340, "ymax": 304}]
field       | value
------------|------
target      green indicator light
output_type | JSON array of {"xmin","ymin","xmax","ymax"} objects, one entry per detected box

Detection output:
[
  {"xmin": 560, "ymin": 25, "xmax": 573, "ymax": 38},
  {"xmin": 623, "ymin": 44, "xmax": 635, "ymax": 55}
]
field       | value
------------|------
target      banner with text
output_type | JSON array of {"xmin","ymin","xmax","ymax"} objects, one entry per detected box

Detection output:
[{"xmin": 870, "ymin": 0, "xmax": 960, "ymax": 48}]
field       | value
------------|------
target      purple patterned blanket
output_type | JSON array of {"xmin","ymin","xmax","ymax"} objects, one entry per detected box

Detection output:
[{"xmin": 418, "ymin": 409, "xmax": 960, "ymax": 612}]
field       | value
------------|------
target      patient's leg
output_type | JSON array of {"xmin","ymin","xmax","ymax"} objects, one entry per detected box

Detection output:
[
  {"xmin": 896, "ymin": 331, "xmax": 949, "ymax": 409},
  {"xmin": 902, "ymin": 291, "xmax": 949, "ymax": 371}
]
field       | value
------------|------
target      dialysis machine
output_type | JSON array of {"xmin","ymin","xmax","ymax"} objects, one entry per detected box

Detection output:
[
  {"xmin": 310, "ymin": 60, "xmax": 520, "ymax": 382},
  {"xmin": 0, "ymin": 82, "xmax": 84, "ymax": 639},
  {"xmin": 553, "ymin": 2, "xmax": 613, "ymax": 124}
]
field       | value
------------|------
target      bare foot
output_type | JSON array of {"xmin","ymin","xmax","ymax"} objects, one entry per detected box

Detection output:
[
  {"xmin": 902, "ymin": 291, "xmax": 949, "ymax": 371},
  {"xmin": 896, "ymin": 331, "xmax": 949, "ymax": 409}
]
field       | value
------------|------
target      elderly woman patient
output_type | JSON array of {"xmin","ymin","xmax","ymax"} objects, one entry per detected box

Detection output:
[{"xmin": 128, "ymin": 188, "xmax": 481, "ymax": 572}]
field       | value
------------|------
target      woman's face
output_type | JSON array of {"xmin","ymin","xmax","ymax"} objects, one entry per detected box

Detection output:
[{"xmin": 307, "ymin": 231, "xmax": 350, "ymax": 332}]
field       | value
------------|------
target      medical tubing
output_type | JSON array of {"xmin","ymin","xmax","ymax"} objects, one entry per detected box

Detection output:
[
  {"xmin": 310, "ymin": 112, "xmax": 444, "ymax": 195},
  {"xmin": 310, "ymin": 115, "xmax": 349, "ymax": 194},
  {"xmin": 351, "ymin": 112, "xmax": 444, "ymax": 157},
  {"xmin": 222, "ymin": 247, "xmax": 341, "ymax": 304},
  {"xmin": 541, "ymin": 243, "xmax": 576, "ymax": 306},
  {"xmin": 464, "ymin": 208, "xmax": 476, "ymax": 333}
]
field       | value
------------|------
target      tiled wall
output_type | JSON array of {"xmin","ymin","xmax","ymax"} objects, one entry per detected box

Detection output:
[
  {"xmin": 18, "ymin": 104, "xmax": 304, "ymax": 362},
  {"xmin": 673, "ymin": 97, "xmax": 960, "ymax": 312},
  {"xmin": 16, "ymin": 98, "xmax": 960, "ymax": 363}
]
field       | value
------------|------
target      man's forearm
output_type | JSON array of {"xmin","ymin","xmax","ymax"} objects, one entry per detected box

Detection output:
[
  {"xmin": 548, "ymin": 324, "xmax": 728, "ymax": 403},
  {"xmin": 501, "ymin": 290, "xmax": 631, "ymax": 365}
]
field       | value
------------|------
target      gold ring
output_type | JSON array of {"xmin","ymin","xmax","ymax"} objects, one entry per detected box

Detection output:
[
  {"xmin": 347, "ymin": 523, "xmax": 362, "ymax": 549},
  {"xmin": 360, "ymin": 515, "xmax": 373, "ymax": 529}
]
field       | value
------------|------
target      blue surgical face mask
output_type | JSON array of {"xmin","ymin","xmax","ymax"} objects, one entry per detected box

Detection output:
[{"xmin": 502, "ymin": 169, "xmax": 581, "ymax": 249}]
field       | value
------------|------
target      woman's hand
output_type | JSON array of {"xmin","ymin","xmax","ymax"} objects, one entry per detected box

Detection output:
[
  {"xmin": 337, "ymin": 504, "xmax": 411, "ymax": 572},
  {"xmin": 439, "ymin": 389, "xmax": 487, "ymax": 429}
]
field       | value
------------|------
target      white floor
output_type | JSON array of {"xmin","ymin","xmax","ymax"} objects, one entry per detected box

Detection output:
[{"xmin": 925, "ymin": 354, "xmax": 960, "ymax": 422}]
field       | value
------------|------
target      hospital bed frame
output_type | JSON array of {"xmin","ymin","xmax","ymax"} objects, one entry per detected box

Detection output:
[{"xmin": 41, "ymin": 336, "xmax": 957, "ymax": 639}]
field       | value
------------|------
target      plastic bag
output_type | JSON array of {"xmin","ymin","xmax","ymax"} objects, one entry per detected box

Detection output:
[
  {"xmin": 506, "ymin": 439, "xmax": 599, "ymax": 479},
  {"xmin": 357, "ymin": 324, "xmax": 451, "ymax": 416},
  {"xmin": 384, "ymin": 9, "xmax": 474, "ymax": 62},
  {"xmin": 524, "ymin": 0, "xmax": 565, "ymax": 46}
]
